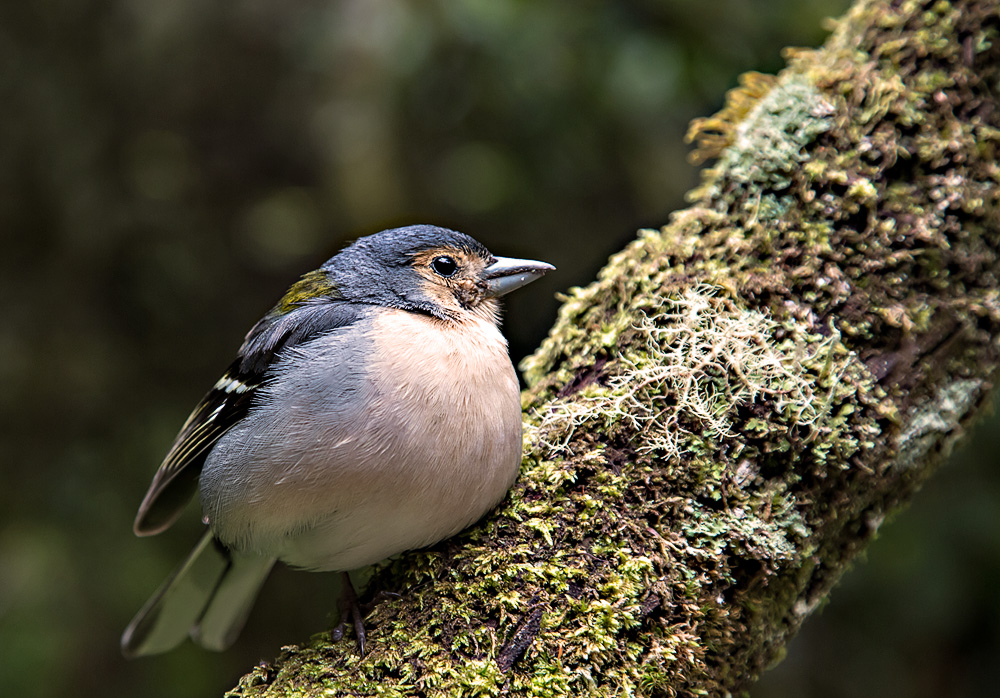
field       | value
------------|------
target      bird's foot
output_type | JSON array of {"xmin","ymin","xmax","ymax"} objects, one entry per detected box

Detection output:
[{"xmin": 331, "ymin": 571, "xmax": 367, "ymax": 656}]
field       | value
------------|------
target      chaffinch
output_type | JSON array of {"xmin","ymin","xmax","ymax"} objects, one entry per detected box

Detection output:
[{"xmin": 121, "ymin": 225, "xmax": 553, "ymax": 657}]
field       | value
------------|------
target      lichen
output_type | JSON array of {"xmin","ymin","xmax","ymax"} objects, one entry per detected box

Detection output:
[
  {"xmin": 895, "ymin": 377, "xmax": 984, "ymax": 469},
  {"xmin": 686, "ymin": 71, "xmax": 779, "ymax": 165},
  {"xmin": 692, "ymin": 73, "xmax": 836, "ymax": 200},
  {"xmin": 526, "ymin": 284, "xmax": 843, "ymax": 463}
]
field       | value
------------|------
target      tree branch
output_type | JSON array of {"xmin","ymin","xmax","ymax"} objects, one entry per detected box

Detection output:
[{"xmin": 229, "ymin": 0, "xmax": 1000, "ymax": 695}]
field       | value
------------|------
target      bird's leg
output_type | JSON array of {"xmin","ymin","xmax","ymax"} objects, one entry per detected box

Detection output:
[{"xmin": 331, "ymin": 571, "xmax": 366, "ymax": 656}]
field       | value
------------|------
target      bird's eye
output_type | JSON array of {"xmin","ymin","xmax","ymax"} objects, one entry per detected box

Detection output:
[{"xmin": 432, "ymin": 256, "xmax": 458, "ymax": 277}]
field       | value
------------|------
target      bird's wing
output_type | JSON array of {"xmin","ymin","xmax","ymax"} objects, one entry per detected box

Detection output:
[{"xmin": 132, "ymin": 300, "xmax": 365, "ymax": 536}]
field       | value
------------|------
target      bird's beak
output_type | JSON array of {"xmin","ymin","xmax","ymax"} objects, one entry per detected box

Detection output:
[{"xmin": 482, "ymin": 256, "xmax": 555, "ymax": 298}]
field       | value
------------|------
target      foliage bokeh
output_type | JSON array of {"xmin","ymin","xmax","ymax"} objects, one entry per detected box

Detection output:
[{"xmin": 2, "ymin": 1, "xmax": 996, "ymax": 697}]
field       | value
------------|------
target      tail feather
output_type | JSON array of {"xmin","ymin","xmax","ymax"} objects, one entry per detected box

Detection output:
[
  {"xmin": 121, "ymin": 531, "xmax": 274, "ymax": 658},
  {"xmin": 192, "ymin": 549, "xmax": 275, "ymax": 651}
]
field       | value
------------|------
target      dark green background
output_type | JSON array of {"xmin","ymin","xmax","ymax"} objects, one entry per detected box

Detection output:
[{"xmin": 2, "ymin": 2, "xmax": 997, "ymax": 697}]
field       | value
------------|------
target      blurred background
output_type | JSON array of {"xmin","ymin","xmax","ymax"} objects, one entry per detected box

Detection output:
[{"xmin": 2, "ymin": 1, "xmax": 997, "ymax": 696}]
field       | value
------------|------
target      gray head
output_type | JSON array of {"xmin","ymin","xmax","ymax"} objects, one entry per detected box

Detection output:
[{"xmin": 320, "ymin": 225, "xmax": 554, "ymax": 322}]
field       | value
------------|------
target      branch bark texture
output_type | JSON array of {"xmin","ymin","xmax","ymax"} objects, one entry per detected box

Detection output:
[{"xmin": 231, "ymin": 1, "xmax": 1000, "ymax": 695}]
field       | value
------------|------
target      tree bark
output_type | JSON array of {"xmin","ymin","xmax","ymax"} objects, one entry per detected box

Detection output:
[{"xmin": 229, "ymin": 1, "xmax": 1000, "ymax": 695}]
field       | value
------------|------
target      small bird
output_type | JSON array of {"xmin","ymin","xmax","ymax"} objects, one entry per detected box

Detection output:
[{"xmin": 121, "ymin": 225, "xmax": 553, "ymax": 658}]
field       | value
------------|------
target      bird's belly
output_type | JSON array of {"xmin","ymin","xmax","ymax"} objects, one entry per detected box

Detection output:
[
  {"xmin": 277, "ymin": 394, "xmax": 522, "ymax": 571},
  {"xmin": 202, "ymin": 309, "xmax": 523, "ymax": 571}
]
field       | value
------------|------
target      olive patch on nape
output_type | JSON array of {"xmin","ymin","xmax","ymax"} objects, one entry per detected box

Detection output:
[{"xmin": 274, "ymin": 271, "xmax": 340, "ymax": 314}]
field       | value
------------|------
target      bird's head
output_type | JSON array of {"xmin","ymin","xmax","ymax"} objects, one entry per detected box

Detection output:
[{"xmin": 278, "ymin": 225, "xmax": 554, "ymax": 324}]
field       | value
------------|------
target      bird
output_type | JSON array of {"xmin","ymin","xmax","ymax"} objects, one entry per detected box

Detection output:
[{"xmin": 121, "ymin": 224, "xmax": 554, "ymax": 658}]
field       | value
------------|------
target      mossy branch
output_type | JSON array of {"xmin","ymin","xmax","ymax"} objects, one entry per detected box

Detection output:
[{"xmin": 230, "ymin": 1, "xmax": 1000, "ymax": 695}]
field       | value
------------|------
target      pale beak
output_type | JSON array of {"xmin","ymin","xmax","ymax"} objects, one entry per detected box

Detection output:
[{"xmin": 483, "ymin": 256, "xmax": 555, "ymax": 298}]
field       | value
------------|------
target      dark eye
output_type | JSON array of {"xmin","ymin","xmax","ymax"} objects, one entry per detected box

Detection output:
[{"xmin": 432, "ymin": 255, "xmax": 458, "ymax": 277}]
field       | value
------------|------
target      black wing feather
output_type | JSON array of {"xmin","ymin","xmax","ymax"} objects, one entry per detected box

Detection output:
[{"xmin": 133, "ymin": 300, "xmax": 365, "ymax": 536}]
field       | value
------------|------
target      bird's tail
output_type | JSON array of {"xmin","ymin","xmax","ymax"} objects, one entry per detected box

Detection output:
[{"xmin": 121, "ymin": 530, "xmax": 275, "ymax": 658}]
